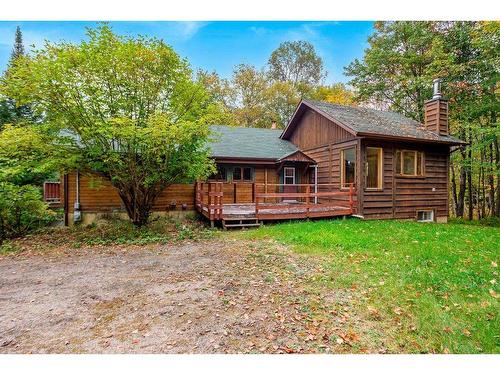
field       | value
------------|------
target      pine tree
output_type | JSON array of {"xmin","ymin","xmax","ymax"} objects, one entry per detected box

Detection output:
[
  {"xmin": 10, "ymin": 26, "xmax": 25, "ymax": 63},
  {"xmin": 1, "ymin": 26, "xmax": 39, "ymax": 130}
]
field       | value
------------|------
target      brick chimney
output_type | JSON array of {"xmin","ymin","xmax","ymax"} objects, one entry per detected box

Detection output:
[{"xmin": 424, "ymin": 78, "xmax": 449, "ymax": 135}]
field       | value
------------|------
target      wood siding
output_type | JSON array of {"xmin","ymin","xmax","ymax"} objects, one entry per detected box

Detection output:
[
  {"xmin": 424, "ymin": 99, "xmax": 449, "ymax": 135},
  {"xmin": 64, "ymin": 172, "xmax": 195, "ymax": 214},
  {"xmin": 303, "ymin": 139, "xmax": 359, "ymax": 212},
  {"xmin": 289, "ymin": 109, "xmax": 354, "ymax": 149},
  {"xmin": 63, "ymin": 166, "xmax": 296, "ymax": 213},
  {"xmin": 360, "ymin": 140, "xmax": 449, "ymax": 220}
]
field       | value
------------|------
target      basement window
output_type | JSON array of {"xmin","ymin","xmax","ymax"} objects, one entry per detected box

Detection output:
[{"xmin": 417, "ymin": 210, "xmax": 434, "ymax": 222}]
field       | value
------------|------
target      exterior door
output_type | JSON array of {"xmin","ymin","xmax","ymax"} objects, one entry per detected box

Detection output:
[{"xmin": 283, "ymin": 167, "xmax": 297, "ymax": 194}]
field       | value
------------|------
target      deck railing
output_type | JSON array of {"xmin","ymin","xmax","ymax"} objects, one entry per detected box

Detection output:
[
  {"xmin": 43, "ymin": 181, "xmax": 61, "ymax": 203},
  {"xmin": 195, "ymin": 181, "xmax": 356, "ymax": 221},
  {"xmin": 254, "ymin": 183, "xmax": 355, "ymax": 220}
]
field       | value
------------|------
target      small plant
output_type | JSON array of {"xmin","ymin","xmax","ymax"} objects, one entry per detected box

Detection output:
[{"xmin": 69, "ymin": 216, "xmax": 214, "ymax": 247}]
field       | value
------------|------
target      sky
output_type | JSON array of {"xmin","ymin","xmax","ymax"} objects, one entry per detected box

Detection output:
[{"xmin": 0, "ymin": 21, "xmax": 374, "ymax": 84}]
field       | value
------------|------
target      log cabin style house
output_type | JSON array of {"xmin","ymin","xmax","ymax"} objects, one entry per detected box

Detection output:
[{"xmin": 56, "ymin": 80, "xmax": 464, "ymax": 228}]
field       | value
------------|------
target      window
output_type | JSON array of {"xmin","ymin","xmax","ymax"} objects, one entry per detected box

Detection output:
[
  {"xmin": 341, "ymin": 147, "xmax": 356, "ymax": 188},
  {"xmin": 211, "ymin": 166, "xmax": 227, "ymax": 181},
  {"xmin": 417, "ymin": 210, "xmax": 434, "ymax": 222},
  {"xmin": 284, "ymin": 167, "xmax": 295, "ymax": 185},
  {"xmin": 366, "ymin": 147, "xmax": 383, "ymax": 189},
  {"xmin": 396, "ymin": 150, "xmax": 425, "ymax": 177},
  {"xmin": 232, "ymin": 166, "xmax": 253, "ymax": 181}
]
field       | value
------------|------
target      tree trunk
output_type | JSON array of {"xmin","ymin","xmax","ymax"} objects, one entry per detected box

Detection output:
[
  {"xmin": 495, "ymin": 137, "xmax": 500, "ymax": 217},
  {"xmin": 488, "ymin": 142, "xmax": 495, "ymax": 216},
  {"xmin": 456, "ymin": 147, "xmax": 467, "ymax": 218},
  {"xmin": 467, "ymin": 129, "xmax": 473, "ymax": 220},
  {"xmin": 115, "ymin": 183, "xmax": 162, "ymax": 227},
  {"xmin": 450, "ymin": 161, "xmax": 458, "ymax": 217}
]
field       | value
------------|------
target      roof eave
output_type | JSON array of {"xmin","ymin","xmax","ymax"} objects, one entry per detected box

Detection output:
[{"xmin": 356, "ymin": 132, "xmax": 466, "ymax": 145}]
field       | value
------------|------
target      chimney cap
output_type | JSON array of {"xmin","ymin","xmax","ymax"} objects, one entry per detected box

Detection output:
[{"xmin": 432, "ymin": 78, "xmax": 442, "ymax": 99}]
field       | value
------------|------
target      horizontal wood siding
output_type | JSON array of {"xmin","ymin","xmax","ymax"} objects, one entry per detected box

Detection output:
[
  {"xmin": 360, "ymin": 141, "xmax": 449, "ymax": 220},
  {"xmin": 289, "ymin": 109, "xmax": 354, "ymax": 149},
  {"xmin": 303, "ymin": 139, "xmax": 359, "ymax": 212},
  {"xmin": 65, "ymin": 172, "xmax": 195, "ymax": 214}
]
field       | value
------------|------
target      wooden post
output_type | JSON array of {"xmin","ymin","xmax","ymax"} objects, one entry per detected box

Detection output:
[
  {"xmin": 264, "ymin": 168, "xmax": 268, "ymax": 204},
  {"xmin": 208, "ymin": 182, "xmax": 213, "ymax": 221},
  {"xmin": 305, "ymin": 184, "xmax": 310, "ymax": 220},
  {"xmin": 349, "ymin": 183, "xmax": 354, "ymax": 213},
  {"xmin": 233, "ymin": 182, "xmax": 236, "ymax": 204}
]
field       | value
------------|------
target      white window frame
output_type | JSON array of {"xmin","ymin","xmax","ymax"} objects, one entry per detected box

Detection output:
[
  {"xmin": 417, "ymin": 210, "xmax": 434, "ymax": 222},
  {"xmin": 284, "ymin": 167, "xmax": 295, "ymax": 185}
]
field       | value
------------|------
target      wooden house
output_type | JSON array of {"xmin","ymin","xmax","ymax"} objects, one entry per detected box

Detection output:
[{"xmin": 56, "ymin": 80, "xmax": 464, "ymax": 227}]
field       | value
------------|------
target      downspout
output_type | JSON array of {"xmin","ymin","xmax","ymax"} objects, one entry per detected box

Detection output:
[{"xmin": 73, "ymin": 170, "xmax": 82, "ymax": 223}]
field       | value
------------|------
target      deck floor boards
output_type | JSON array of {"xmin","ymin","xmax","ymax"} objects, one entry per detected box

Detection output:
[{"xmin": 201, "ymin": 203, "xmax": 351, "ymax": 220}]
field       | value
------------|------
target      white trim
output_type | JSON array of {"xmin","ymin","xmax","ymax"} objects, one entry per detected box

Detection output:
[
  {"xmin": 284, "ymin": 167, "xmax": 295, "ymax": 185},
  {"xmin": 417, "ymin": 210, "xmax": 434, "ymax": 222}
]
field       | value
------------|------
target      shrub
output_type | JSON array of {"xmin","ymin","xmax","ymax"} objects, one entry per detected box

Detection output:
[{"xmin": 0, "ymin": 182, "xmax": 56, "ymax": 245}]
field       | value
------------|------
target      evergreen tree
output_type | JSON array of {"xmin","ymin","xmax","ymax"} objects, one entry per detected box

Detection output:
[
  {"xmin": 1, "ymin": 26, "xmax": 39, "ymax": 130},
  {"xmin": 10, "ymin": 26, "xmax": 25, "ymax": 63}
]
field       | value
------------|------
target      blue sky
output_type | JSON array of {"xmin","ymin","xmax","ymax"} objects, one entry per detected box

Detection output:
[{"xmin": 0, "ymin": 21, "xmax": 374, "ymax": 83}]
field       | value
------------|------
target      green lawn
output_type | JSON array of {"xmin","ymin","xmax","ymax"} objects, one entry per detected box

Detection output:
[{"xmin": 235, "ymin": 219, "xmax": 499, "ymax": 353}]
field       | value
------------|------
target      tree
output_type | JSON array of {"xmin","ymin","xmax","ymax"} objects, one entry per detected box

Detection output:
[
  {"xmin": 10, "ymin": 26, "xmax": 25, "ymax": 64},
  {"xmin": 229, "ymin": 64, "xmax": 269, "ymax": 127},
  {"xmin": 268, "ymin": 41, "xmax": 326, "ymax": 89},
  {"xmin": 1, "ymin": 25, "xmax": 217, "ymax": 226},
  {"xmin": 1, "ymin": 25, "xmax": 38, "ymax": 131},
  {"xmin": 345, "ymin": 21, "xmax": 500, "ymax": 219},
  {"xmin": 263, "ymin": 81, "xmax": 300, "ymax": 128},
  {"xmin": 309, "ymin": 83, "xmax": 356, "ymax": 105},
  {"xmin": 345, "ymin": 22, "xmax": 446, "ymax": 122}
]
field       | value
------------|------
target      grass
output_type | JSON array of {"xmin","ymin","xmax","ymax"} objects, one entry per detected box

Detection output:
[{"xmin": 234, "ymin": 218, "xmax": 500, "ymax": 353}]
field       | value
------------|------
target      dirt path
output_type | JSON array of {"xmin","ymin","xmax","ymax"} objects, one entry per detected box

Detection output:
[{"xmin": 0, "ymin": 238, "xmax": 377, "ymax": 353}]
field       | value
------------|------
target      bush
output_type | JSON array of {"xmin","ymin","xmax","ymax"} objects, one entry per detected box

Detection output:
[{"xmin": 0, "ymin": 182, "xmax": 56, "ymax": 245}]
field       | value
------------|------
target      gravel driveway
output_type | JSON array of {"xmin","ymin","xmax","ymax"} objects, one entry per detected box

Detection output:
[{"xmin": 0, "ymin": 238, "xmax": 369, "ymax": 354}]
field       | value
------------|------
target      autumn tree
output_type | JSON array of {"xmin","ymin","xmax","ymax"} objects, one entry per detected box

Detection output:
[
  {"xmin": 1, "ymin": 25, "xmax": 217, "ymax": 226},
  {"xmin": 268, "ymin": 40, "xmax": 326, "ymax": 90},
  {"xmin": 309, "ymin": 83, "xmax": 356, "ymax": 105},
  {"xmin": 345, "ymin": 21, "xmax": 446, "ymax": 122}
]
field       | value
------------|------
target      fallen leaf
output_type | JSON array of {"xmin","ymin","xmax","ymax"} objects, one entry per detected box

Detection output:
[
  {"xmin": 462, "ymin": 328, "xmax": 471, "ymax": 337},
  {"xmin": 393, "ymin": 307, "xmax": 402, "ymax": 315},
  {"xmin": 489, "ymin": 289, "xmax": 499, "ymax": 299},
  {"xmin": 367, "ymin": 306, "xmax": 382, "ymax": 320},
  {"xmin": 492, "ymin": 261, "xmax": 497, "ymax": 268}
]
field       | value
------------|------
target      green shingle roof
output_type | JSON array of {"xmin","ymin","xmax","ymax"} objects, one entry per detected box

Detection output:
[
  {"xmin": 295, "ymin": 99, "xmax": 464, "ymax": 144},
  {"xmin": 208, "ymin": 125, "xmax": 298, "ymax": 160}
]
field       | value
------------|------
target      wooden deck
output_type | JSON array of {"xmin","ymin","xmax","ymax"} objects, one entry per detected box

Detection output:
[{"xmin": 195, "ymin": 181, "xmax": 355, "ymax": 226}]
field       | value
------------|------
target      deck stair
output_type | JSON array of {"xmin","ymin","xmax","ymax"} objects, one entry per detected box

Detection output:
[{"xmin": 222, "ymin": 217, "xmax": 261, "ymax": 229}]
